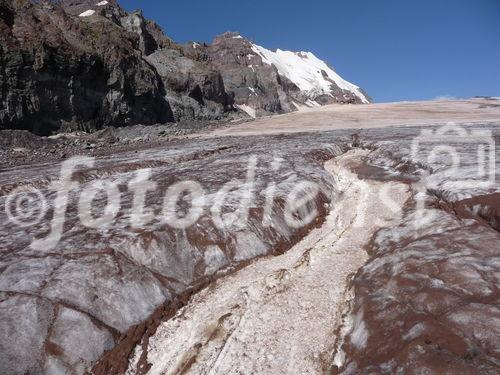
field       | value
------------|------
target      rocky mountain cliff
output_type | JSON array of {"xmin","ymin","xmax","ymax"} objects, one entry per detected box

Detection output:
[
  {"xmin": 0, "ymin": 0, "xmax": 370, "ymax": 135},
  {"xmin": 186, "ymin": 32, "xmax": 370, "ymax": 118}
]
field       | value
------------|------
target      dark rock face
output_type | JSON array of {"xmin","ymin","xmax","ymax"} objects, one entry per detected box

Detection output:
[
  {"xmin": 145, "ymin": 48, "xmax": 234, "ymax": 121},
  {"xmin": 120, "ymin": 10, "xmax": 160, "ymax": 56},
  {"xmin": 0, "ymin": 0, "xmax": 173, "ymax": 134}
]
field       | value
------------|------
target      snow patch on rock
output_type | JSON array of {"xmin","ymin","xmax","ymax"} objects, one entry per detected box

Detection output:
[
  {"xmin": 235, "ymin": 104, "xmax": 257, "ymax": 118},
  {"xmin": 79, "ymin": 9, "xmax": 95, "ymax": 17}
]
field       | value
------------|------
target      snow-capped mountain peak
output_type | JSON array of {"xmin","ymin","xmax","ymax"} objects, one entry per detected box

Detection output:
[{"xmin": 251, "ymin": 43, "xmax": 369, "ymax": 104}]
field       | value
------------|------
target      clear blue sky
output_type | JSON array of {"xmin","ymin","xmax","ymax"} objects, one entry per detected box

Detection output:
[{"xmin": 120, "ymin": 0, "xmax": 500, "ymax": 103}]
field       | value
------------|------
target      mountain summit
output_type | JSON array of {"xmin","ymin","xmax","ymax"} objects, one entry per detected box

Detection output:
[{"xmin": 184, "ymin": 31, "xmax": 370, "ymax": 118}]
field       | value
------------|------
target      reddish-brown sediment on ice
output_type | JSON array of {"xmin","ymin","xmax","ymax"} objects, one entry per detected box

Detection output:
[
  {"xmin": 333, "ymin": 211, "xmax": 500, "ymax": 374},
  {"xmin": 454, "ymin": 193, "xmax": 500, "ymax": 233},
  {"xmin": 90, "ymin": 193, "xmax": 332, "ymax": 375},
  {"xmin": 331, "ymin": 146, "xmax": 500, "ymax": 374},
  {"xmin": 1, "ymin": 118, "xmax": 499, "ymax": 374},
  {"xmin": 119, "ymin": 150, "xmax": 409, "ymax": 375},
  {"xmin": 0, "ymin": 132, "xmax": 349, "ymax": 374}
]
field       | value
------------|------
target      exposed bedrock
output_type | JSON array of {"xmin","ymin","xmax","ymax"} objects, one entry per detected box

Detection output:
[
  {"xmin": 187, "ymin": 32, "xmax": 300, "ymax": 116},
  {"xmin": 145, "ymin": 48, "xmax": 234, "ymax": 122},
  {"xmin": 0, "ymin": 0, "xmax": 173, "ymax": 135}
]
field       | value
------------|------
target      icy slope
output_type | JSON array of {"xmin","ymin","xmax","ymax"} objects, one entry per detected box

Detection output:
[
  {"xmin": 124, "ymin": 150, "xmax": 408, "ymax": 375},
  {"xmin": 251, "ymin": 44, "xmax": 370, "ymax": 104}
]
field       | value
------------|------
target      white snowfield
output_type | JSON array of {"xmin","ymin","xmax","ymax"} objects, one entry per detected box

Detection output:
[
  {"xmin": 209, "ymin": 99, "xmax": 500, "ymax": 138},
  {"xmin": 97, "ymin": 1, "xmax": 109, "ymax": 6},
  {"xmin": 78, "ymin": 9, "xmax": 95, "ymax": 17},
  {"xmin": 251, "ymin": 44, "xmax": 369, "ymax": 104}
]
